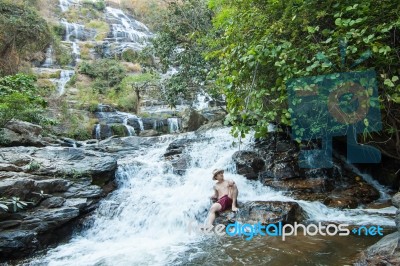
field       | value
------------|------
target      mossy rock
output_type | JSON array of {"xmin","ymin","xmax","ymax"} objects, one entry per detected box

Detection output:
[{"xmin": 110, "ymin": 124, "xmax": 129, "ymax": 137}]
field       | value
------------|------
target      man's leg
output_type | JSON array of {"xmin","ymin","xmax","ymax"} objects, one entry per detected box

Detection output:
[
  {"xmin": 207, "ymin": 202, "xmax": 222, "ymax": 226},
  {"xmin": 229, "ymin": 183, "xmax": 239, "ymax": 211}
]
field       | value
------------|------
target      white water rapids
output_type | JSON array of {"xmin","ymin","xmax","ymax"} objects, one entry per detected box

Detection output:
[{"xmin": 28, "ymin": 128, "xmax": 395, "ymax": 265}]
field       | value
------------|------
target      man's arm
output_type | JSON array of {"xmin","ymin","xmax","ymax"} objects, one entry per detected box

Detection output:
[
  {"xmin": 228, "ymin": 180, "xmax": 235, "ymax": 187},
  {"xmin": 210, "ymin": 186, "xmax": 218, "ymax": 202}
]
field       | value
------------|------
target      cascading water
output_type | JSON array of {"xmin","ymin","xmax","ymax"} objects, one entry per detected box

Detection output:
[
  {"xmin": 56, "ymin": 70, "xmax": 74, "ymax": 95},
  {"xmin": 167, "ymin": 118, "xmax": 181, "ymax": 133},
  {"xmin": 28, "ymin": 127, "xmax": 395, "ymax": 265},
  {"xmin": 42, "ymin": 46, "xmax": 54, "ymax": 68}
]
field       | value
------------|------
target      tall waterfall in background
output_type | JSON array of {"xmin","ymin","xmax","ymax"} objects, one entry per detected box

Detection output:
[{"xmin": 28, "ymin": 128, "xmax": 395, "ymax": 265}]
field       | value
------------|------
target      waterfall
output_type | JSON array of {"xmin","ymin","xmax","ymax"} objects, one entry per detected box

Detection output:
[
  {"xmin": 122, "ymin": 117, "xmax": 136, "ymax": 136},
  {"xmin": 42, "ymin": 46, "xmax": 54, "ymax": 68},
  {"xmin": 137, "ymin": 118, "xmax": 144, "ymax": 131},
  {"xmin": 29, "ymin": 127, "xmax": 395, "ymax": 265},
  {"xmin": 56, "ymin": 70, "xmax": 74, "ymax": 95},
  {"xmin": 95, "ymin": 124, "xmax": 101, "ymax": 140},
  {"xmin": 167, "ymin": 118, "xmax": 181, "ymax": 133}
]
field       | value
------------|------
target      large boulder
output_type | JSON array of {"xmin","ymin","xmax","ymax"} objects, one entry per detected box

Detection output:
[
  {"xmin": 214, "ymin": 201, "xmax": 305, "ymax": 225},
  {"xmin": 392, "ymin": 192, "xmax": 400, "ymax": 209},
  {"xmin": 232, "ymin": 151, "xmax": 265, "ymax": 180},
  {"xmin": 181, "ymin": 108, "xmax": 208, "ymax": 132},
  {"xmin": 1, "ymin": 120, "xmax": 46, "ymax": 147},
  {"xmin": 0, "ymin": 145, "xmax": 118, "ymax": 261},
  {"xmin": 355, "ymin": 232, "xmax": 400, "ymax": 266}
]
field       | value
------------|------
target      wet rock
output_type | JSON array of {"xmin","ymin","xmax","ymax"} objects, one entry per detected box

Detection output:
[
  {"xmin": 5, "ymin": 120, "xmax": 42, "ymax": 136},
  {"xmin": 139, "ymin": 129, "xmax": 159, "ymax": 137},
  {"xmin": 0, "ymin": 178, "xmax": 35, "ymax": 200},
  {"xmin": 264, "ymin": 177, "xmax": 332, "ymax": 193},
  {"xmin": 181, "ymin": 108, "xmax": 208, "ymax": 132},
  {"xmin": 355, "ymin": 232, "xmax": 400, "ymax": 266},
  {"xmin": 40, "ymin": 197, "xmax": 66, "ymax": 208},
  {"xmin": 260, "ymin": 162, "xmax": 300, "ymax": 180},
  {"xmin": 214, "ymin": 201, "xmax": 305, "ymax": 225},
  {"xmin": 34, "ymin": 179, "xmax": 71, "ymax": 194},
  {"xmin": 323, "ymin": 183, "xmax": 380, "ymax": 209},
  {"xmin": 0, "ymin": 230, "xmax": 38, "ymax": 260},
  {"xmin": 396, "ymin": 209, "xmax": 400, "ymax": 233},
  {"xmin": 1, "ymin": 128, "xmax": 46, "ymax": 147},
  {"xmin": 392, "ymin": 192, "xmax": 400, "ymax": 208},
  {"xmin": 232, "ymin": 151, "xmax": 265, "ymax": 180},
  {"xmin": 20, "ymin": 207, "xmax": 79, "ymax": 232}
]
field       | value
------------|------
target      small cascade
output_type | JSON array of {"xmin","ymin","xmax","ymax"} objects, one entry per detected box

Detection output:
[
  {"xmin": 104, "ymin": 6, "xmax": 152, "ymax": 53},
  {"xmin": 137, "ymin": 118, "xmax": 144, "ymax": 131},
  {"xmin": 42, "ymin": 46, "xmax": 54, "ymax": 68},
  {"xmin": 193, "ymin": 93, "xmax": 210, "ymax": 110},
  {"xmin": 95, "ymin": 124, "xmax": 101, "ymax": 140},
  {"xmin": 59, "ymin": 0, "xmax": 77, "ymax": 12},
  {"xmin": 61, "ymin": 20, "xmax": 85, "ymax": 64},
  {"xmin": 56, "ymin": 70, "xmax": 74, "ymax": 95},
  {"xmin": 167, "ymin": 117, "xmax": 181, "ymax": 133},
  {"xmin": 123, "ymin": 117, "xmax": 136, "ymax": 136}
]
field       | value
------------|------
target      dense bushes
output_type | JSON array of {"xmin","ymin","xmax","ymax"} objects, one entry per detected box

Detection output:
[
  {"xmin": 79, "ymin": 59, "xmax": 126, "ymax": 93},
  {"xmin": 0, "ymin": 1, "xmax": 51, "ymax": 75},
  {"xmin": 0, "ymin": 74, "xmax": 49, "ymax": 128}
]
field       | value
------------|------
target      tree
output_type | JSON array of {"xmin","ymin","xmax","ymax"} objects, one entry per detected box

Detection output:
[
  {"xmin": 207, "ymin": 0, "xmax": 400, "ymax": 158},
  {"xmin": 0, "ymin": 1, "xmax": 51, "ymax": 76},
  {"xmin": 152, "ymin": 0, "xmax": 217, "ymax": 107}
]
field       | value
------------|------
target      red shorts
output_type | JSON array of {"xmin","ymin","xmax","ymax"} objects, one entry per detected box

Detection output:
[{"xmin": 217, "ymin": 195, "xmax": 233, "ymax": 212}]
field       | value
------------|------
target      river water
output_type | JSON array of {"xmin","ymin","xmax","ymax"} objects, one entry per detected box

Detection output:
[{"xmin": 27, "ymin": 128, "xmax": 396, "ymax": 265}]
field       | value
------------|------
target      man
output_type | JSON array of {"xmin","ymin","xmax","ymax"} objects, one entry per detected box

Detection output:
[{"xmin": 207, "ymin": 169, "xmax": 239, "ymax": 225}]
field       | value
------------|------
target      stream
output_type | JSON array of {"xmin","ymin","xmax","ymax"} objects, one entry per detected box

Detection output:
[{"xmin": 26, "ymin": 128, "xmax": 396, "ymax": 265}]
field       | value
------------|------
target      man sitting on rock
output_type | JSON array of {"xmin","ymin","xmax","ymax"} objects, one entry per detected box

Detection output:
[{"xmin": 207, "ymin": 169, "xmax": 239, "ymax": 225}]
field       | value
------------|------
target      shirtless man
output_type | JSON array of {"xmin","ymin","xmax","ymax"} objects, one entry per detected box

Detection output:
[{"xmin": 207, "ymin": 169, "xmax": 239, "ymax": 225}]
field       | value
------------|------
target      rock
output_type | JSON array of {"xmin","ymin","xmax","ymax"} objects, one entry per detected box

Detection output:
[
  {"xmin": 392, "ymin": 192, "xmax": 400, "ymax": 208},
  {"xmin": 0, "ymin": 230, "xmax": 38, "ymax": 260},
  {"xmin": 396, "ymin": 209, "xmax": 400, "ymax": 233},
  {"xmin": 40, "ymin": 197, "xmax": 66, "ymax": 208},
  {"xmin": 92, "ymin": 124, "xmax": 112, "ymax": 140},
  {"xmin": 196, "ymin": 120, "xmax": 224, "ymax": 132},
  {"xmin": 323, "ymin": 183, "xmax": 380, "ymax": 209},
  {"xmin": 355, "ymin": 232, "xmax": 400, "ymax": 266},
  {"xmin": 1, "ymin": 128, "xmax": 46, "ymax": 147},
  {"xmin": 34, "ymin": 179, "xmax": 71, "ymax": 194},
  {"xmin": 64, "ymin": 198, "xmax": 88, "ymax": 210},
  {"xmin": 5, "ymin": 120, "xmax": 42, "ymax": 136},
  {"xmin": 20, "ymin": 207, "xmax": 80, "ymax": 232},
  {"xmin": 0, "ymin": 178, "xmax": 35, "ymax": 200},
  {"xmin": 259, "ymin": 162, "xmax": 300, "ymax": 180},
  {"xmin": 181, "ymin": 108, "xmax": 208, "ymax": 132},
  {"xmin": 139, "ymin": 129, "xmax": 159, "ymax": 137},
  {"xmin": 0, "ymin": 220, "xmax": 21, "ymax": 230},
  {"xmin": 214, "ymin": 201, "xmax": 305, "ymax": 225},
  {"xmin": 264, "ymin": 177, "xmax": 332, "ymax": 193},
  {"xmin": 232, "ymin": 151, "xmax": 265, "ymax": 180}
]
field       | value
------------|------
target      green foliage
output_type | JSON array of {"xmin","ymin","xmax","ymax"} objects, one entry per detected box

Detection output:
[
  {"xmin": 0, "ymin": 74, "xmax": 48, "ymax": 127},
  {"xmin": 85, "ymin": 20, "xmax": 109, "ymax": 41},
  {"xmin": 0, "ymin": 197, "xmax": 31, "ymax": 212},
  {"xmin": 83, "ymin": 0, "xmax": 105, "ymax": 11},
  {"xmin": 207, "ymin": 0, "xmax": 400, "ymax": 142},
  {"xmin": 0, "ymin": 1, "xmax": 51, "ymax": 75},
  {"xmin": 151, "ymin": 0, "xmax": 216, "ymax": 107},
  {"xmin": 79, "ymin": 59, "xmax": 126, "ymax": 93}
]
